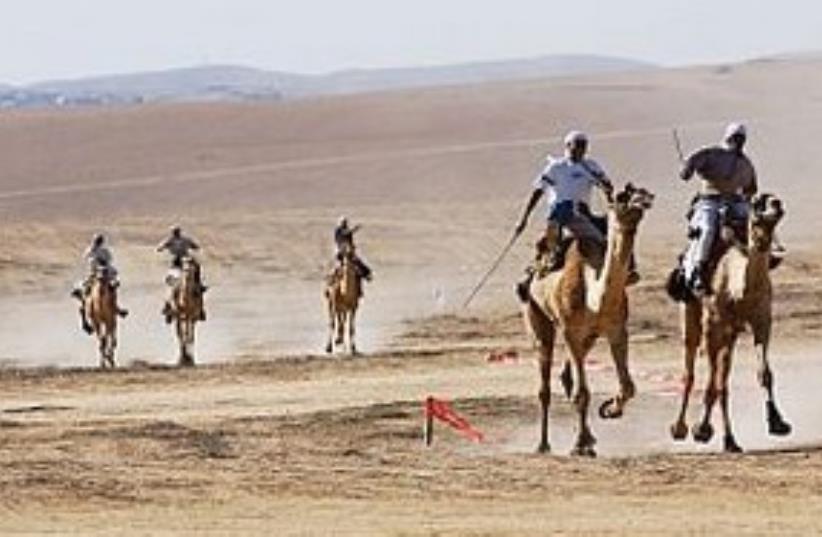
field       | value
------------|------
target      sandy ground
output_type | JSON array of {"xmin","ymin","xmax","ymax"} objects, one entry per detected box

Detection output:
[
  {"xmin": 2, "ymin": 331, "xmax": 822, "ymax": 535},
  {"xmin": 1, "ymin": 59, "xmax": 822, "ymax": 534}
]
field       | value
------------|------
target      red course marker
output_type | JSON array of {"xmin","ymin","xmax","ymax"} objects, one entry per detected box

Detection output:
[{"xmin": 424, "ymin": 396, "xmax": 485, "ymax": 443}]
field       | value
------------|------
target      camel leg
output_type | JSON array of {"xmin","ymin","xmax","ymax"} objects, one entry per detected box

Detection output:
[
  {"xmin": 177, "ymin": 318, "xmax": 193, "ymax": 367},
  {"xmin": 188, "ymin": 319, "xmax": 196, "ymax": 365},
  {"xmin": 536, "ymin": 329, "xmax": 556, "ymax": 454},
  {"xmin": 716, "ymin": 340, "xmax": 742, "ymax": 453},
  {"xmin": 97, "ymin": 330, "xmax": 108, "ymax": 370},
  {"xmin": 325, "ymin": 298, "xmax": 335, "ymax": 354},
  {"xmin": 559, "ymin": 360, "xmax": 574, "ymax": 400},
  {"xmin": 693, "ymin": 323, "xmax": 721, "ymax": 444},
  {"xmin": 184, "ymin": 319, "xmax": 195, "ymax": 366},
  {"xmin": 335, "ymin": 311, "xmax": 345, "ymax": 346},
  {"xmin": 751, "ymin": 317, "xmax": 792, "ymax": 436},
  {"xmin": 349, "ymin": 308, "xmax": 358, "ymax": 356},
  {"xmin": 566, "ymin": 332, "xmax": 597, "ymax": 457},
  {"xmin": 672, "ymin": 301, "xmax": 701, "ymax": 441},
  {"xmin": 599, "ymin": 325, "xmax": 635, "ymax": 420},
  {"xmin": 523, "ymin": 297, "xmax": 556, "ymax": 453},
  {"xmin": 107, "ymin": 323, "xmax": 117, "ymax": 369}
]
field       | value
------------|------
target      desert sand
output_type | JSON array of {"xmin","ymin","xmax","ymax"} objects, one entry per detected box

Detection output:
[{"xmin": 1, "ymin": 58, "xmax": 822, "ymax": 534}]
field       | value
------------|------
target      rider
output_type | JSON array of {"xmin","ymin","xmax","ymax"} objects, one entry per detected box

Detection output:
[
  {"xmin": 679, "ymin": 122, "xmax": 757, "ymax": 294},
  {"xmin": 334, "ymin": 217, "xmax": 373, "ymax": 282},
  {"xmin": 514, "ymin": 130, "xmax": 637, "ymax": 300},
  {"xmin": 157, "ymin": 226, "xmax": 207, "ymax": 322},
  {"xmin": 71, "ymin": 233, "xmax": 128, "ymax": 331}
]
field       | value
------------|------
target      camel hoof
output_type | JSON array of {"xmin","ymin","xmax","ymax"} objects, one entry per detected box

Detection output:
[
  {"xmin": 767, "ymin": 402, "xmax": 792, "ymax": 436},
  {"xmin": 325, "ymin": 344, "xmax": 333, "ymax": 354},
  {"xmin": 560, "ymin": 364, "xmax": 573, "ymax": 400},
  {"xmin": 724, "ymin": 435, "xmax": 743, "ymax": 453},
  {"xmin": 598, "ymin": 398, "xmax": 623, "ymax": 420},
  {"xmin": 670, "ymin": 421, "xmax": 689, "ymax": 441},
  {"xmin": 536, "ymin": 442, "xmax": 551, "ymax": 454},
  {"xmin": 692, "ymin": 422, "xmax": 714, "ymax": 444},
  {"xmin": 769, "ymin": 419, "xmax": 792, "ymax": 437},
  {"xmin": 571, "ymin": 445, "xmax": 597, "ymax": 458}
]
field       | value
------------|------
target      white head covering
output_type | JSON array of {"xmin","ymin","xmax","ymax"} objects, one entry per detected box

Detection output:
[
  {"xmin": 563, "ymin": 130, "xmax": 588, "ymax": 147},
  {"xmin": 338, "ymin": 216, "xmax": 348, "ymax": 227},
  {"xmin": 724, "ymin": 122, "xmax": 747, "ymax": 141}
]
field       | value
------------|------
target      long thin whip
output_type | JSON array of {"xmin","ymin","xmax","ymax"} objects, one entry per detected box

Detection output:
[{"xmin": 462, "ymin": 233, "xmax": 519, "ymax": 309}]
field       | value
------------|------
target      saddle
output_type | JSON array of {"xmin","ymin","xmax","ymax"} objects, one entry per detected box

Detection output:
[
  {"xmin": 169, "ymin": 257, "xmax": 204, "ymax": 293},
  {"xmin": 666, "ymin": 204, "xmax": 782, "ymax": 303},
  {"xmin": 536, "ymin": 210, "xmax": 608, "ymax": 276},
  {"xmin": 90, "ymin": 266, "xmax": 117, "ymax": 291}
]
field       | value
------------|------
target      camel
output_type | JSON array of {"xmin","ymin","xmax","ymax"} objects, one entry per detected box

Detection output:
[
  {"xmin": 522, "ymin": 184, "xmax": 654, "ymax": 456},
  {"xmin": 670, "ymin": 193, "xmax": 792, "ymax": 452},
  {"xmin": 325, "ymin": 244, "xmax": 362, "ymax": 355},
  {"xmin": 83, "ymin": 269, "xmax": 120, "ymax": 369},
  {"xmin": 169, "ymin": 257, "xmax": 205, "ymax": 367}
]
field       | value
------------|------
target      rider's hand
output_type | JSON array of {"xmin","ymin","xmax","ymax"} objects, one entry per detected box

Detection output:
[{"xmin": 514, "ymin": 220, "xmax": 527, "ymax": 237}]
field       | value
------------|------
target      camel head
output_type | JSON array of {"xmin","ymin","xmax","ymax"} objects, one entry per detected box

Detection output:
[
  {"xmin": 749, "ymin": 193, "xmax": 785, "ymax": 252},
  {"xmin": 610, "ymin": 183, "xmax": 655, "ymax": 231},
  {"xmin": 339, "ymin": 242, "xmax": 356, "ymax": 262}
]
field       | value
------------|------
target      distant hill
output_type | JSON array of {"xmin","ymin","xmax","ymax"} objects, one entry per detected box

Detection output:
[{"xmin": 0, "ymin": 55, "xmax": 653, "ymax": 109}]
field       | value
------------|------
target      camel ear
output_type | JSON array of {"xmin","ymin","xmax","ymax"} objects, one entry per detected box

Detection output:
[
  {"xmin": 769, "ymin": 197, "xmax": 784, "ymax": 217},
  {"xmin": 753, "ymin": 193, "xmax": 772, "ymax": 214},
  {"xmin": 615, "ymin": 189, "xmax": 631, "ymax": 204}
]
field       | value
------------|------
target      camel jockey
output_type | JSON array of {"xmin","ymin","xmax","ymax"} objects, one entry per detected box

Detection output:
[
  {"xmin": 679, "ymin": 122, "xmax": 757, "ymax": 294},
  {"xmin": 157, "ymin": 225, "xmax": 202, "ymax": 269},
  {"xmin": 71, "ymin": 233, "xmax": 128, "ymax": 329},
  {"xmin": 158, "ymin": 226, "xmax": 207, "ymax": 322},
  {"xmin": 514, "ymin": 130, "xmax": 638, "ymax": 299},
  {"xmin": 334, "ymin": 217, "xmax": 373, "ymax": 281}
]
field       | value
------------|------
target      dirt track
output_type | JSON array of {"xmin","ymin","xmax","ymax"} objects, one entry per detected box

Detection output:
[{"xmin": 1, "ymin": 322, "xmax": 821, "ymax": 535}]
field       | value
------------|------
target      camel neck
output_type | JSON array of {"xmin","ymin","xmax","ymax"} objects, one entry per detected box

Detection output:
[
  {"xmin": 590, "ymin": 215, "xmax": 635, "ymax": 315},
  {"xmin": 744, "ymin": 240, "xmax": 771, "ymax": 292},
  {"xmin": 342, "ymin": 261, "xmax": 360, "ymax": 296}
]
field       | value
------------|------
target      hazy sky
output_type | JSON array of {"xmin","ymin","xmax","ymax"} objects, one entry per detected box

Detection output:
[{"xmin": 3, "ymin": 0, "xmax": 820, "ymax": 83}]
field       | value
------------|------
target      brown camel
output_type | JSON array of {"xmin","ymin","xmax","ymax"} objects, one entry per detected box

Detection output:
[
  {"xmin": 170, "ymin": 257, "xmax": 205, "ymax": 367},
  {"xmin": 325, "ymin": 244, "xmax": 361, "ymax": 355},
  {"xmin": 523, "ymin": 184, "xmax": 654, "ymax": 456},
  {"xmin": 84, "ymin": 269, "xmax": 120, "ymax": 369},
  {"xmin": 670, "ymin": 193, "xmax": 791, "ymax": 452}
]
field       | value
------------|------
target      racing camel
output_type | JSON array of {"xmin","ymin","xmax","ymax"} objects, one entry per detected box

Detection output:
[
  {"xmin": 523, "ymin": 183, "xmax": 654, "ymax": 456},
  {"xmin": 83, "ymin": 268, "xmax": 121, "ymax": 368},
  {"xmin": 325, "ymin": 244, "xmax": 362, "ymax": 355},
  {"xmin": 670, "ymin": 193, "xmax": 792, "ymax": 452},
  {"xmin": 168, "ymin": 257, "xmax": 205, "ymax": 367}
]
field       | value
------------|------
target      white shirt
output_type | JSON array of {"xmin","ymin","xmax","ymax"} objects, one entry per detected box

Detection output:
[
  {"xmin": 84, "ymin": 245, "xmax": 113, "ymax": 270},
  {"xmin": 532, "ymin": 155, "xmax": 605, "ymax": 215}
]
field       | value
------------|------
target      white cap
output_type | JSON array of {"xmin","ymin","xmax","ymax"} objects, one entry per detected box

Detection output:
[
  {"xmin": 564, "ymin": 130, "xmax": 588, "ymax": 146},
  {"xmin": 338, "ymin": 216, "xmax": 348, "ymax": 226},
  {"xmin": 724, "ymin": 122, "xmax": 747, "ymax": 141}
]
